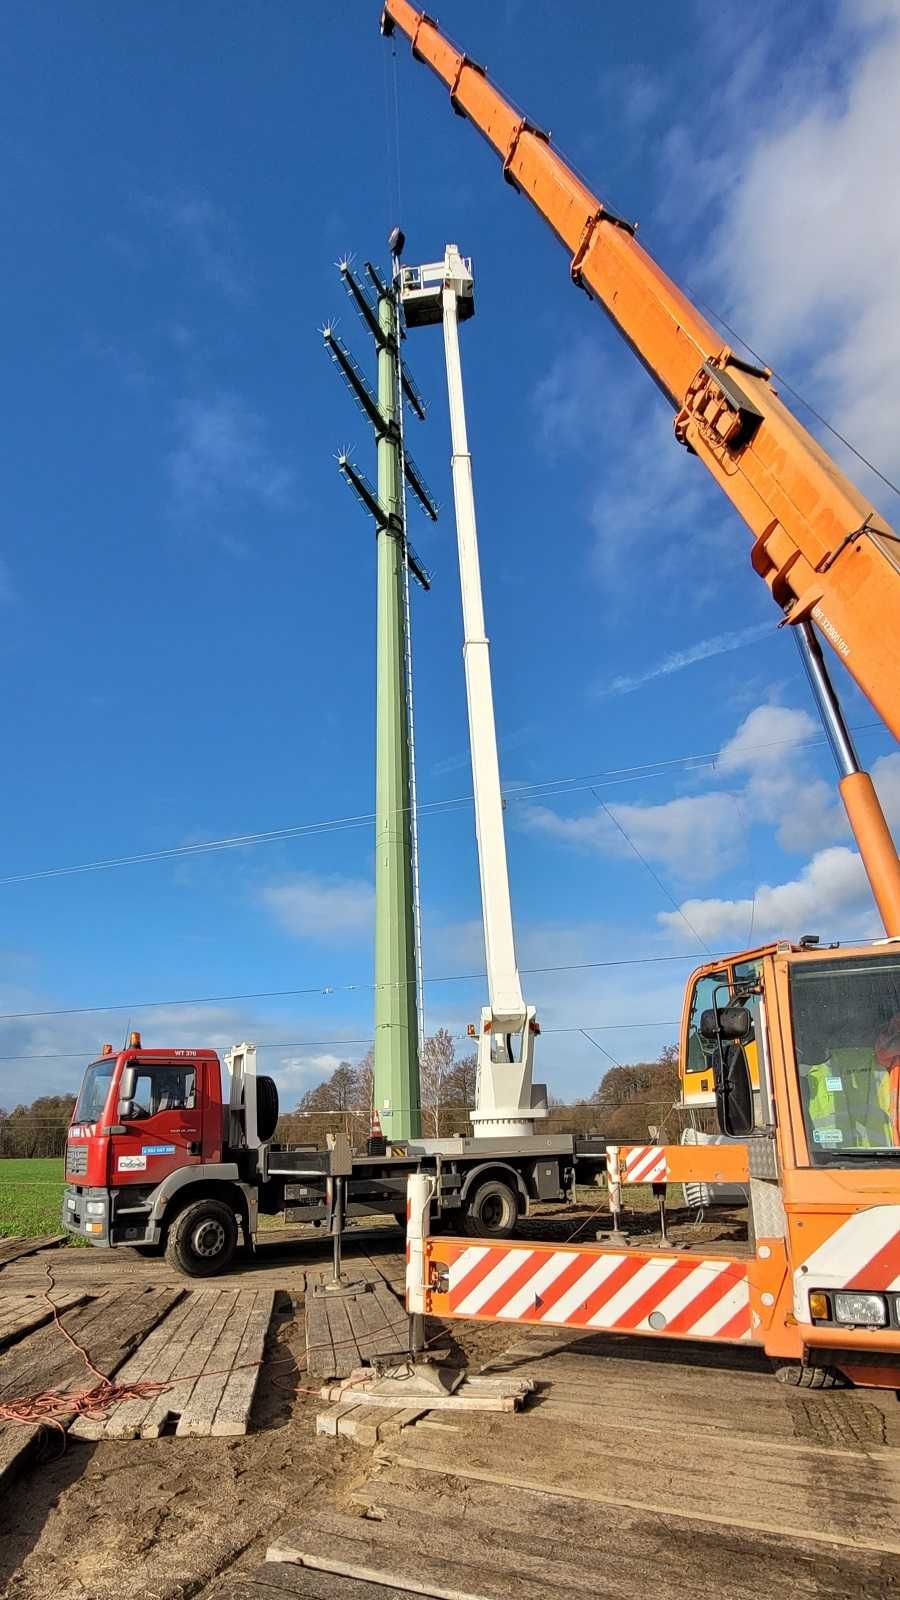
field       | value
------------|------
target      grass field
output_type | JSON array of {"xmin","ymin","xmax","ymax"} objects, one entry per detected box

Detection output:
[{"xmin": 0, "ymin": 1157, "xmax": 65, "ymax": 1237}]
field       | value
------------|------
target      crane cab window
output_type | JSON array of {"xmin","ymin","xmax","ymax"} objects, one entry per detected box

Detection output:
[
  {"xmin": 791, "ymin": 954, "xmax": 900, "ymax": 1164},
  {"xmin": 686, "ymin": 972, "xmax": 727, "ymax": 1073}
]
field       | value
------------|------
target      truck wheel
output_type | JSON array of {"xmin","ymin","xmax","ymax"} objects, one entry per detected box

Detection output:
[
  {"xmin": 165, "ymin": 1198, "xmax": 238, "ymax": 1277},
  {"xmin": 463, "ymin": 1179, "xmax": 518, "ymax": 1239},
  {"xmin": 775, "ymin": 1362, "xmax": 842, "ymax": 1389},
  {"xmin": 256, "ymin": 1075, "xmax": 279, "ymax": 1142}
]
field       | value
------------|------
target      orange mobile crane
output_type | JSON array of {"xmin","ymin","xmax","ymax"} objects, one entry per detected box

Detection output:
[
  {"xmin": 386, "ymin": 4, "xmax": 900, "ymax": 1388},
  {"xmin": 381, "ymin": 0, "xmax": 900, "ymax": 945}
]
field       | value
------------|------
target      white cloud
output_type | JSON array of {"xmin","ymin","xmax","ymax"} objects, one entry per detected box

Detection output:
[
  {"xmin": 260, "ymin": 873, "xmax": 374, "ymax": 943},
  {"xmin": 698, "ymin": 3, "xmax": 900, "ymax": 495},
  {"xmin": 523, "ymin": 791, "xmax": 743, "ymax": 882},
  {"xmin": 597, "ymin": 622, "xmax": 773, "ymax": 698},
  {"xmin": 871, "ymin": 752, "xmax": 900, "ymax": 833},
  {"xmin": 168, "ymin": 392, "xmax": 294, "ymax": 518},
  {"xmin": 658, "ymin": 845, "xmax": 874, "ymax": 945},
  {"xmin": 533, "ymin": 338, "xmax": 730, "ymax": 599}
]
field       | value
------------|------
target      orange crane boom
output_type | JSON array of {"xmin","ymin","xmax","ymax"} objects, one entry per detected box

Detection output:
[{"xmin": 381, "ymin": 0, "xmax": 900, "ymax": 936}]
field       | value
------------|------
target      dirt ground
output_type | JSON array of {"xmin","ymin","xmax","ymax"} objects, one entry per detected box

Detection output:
[{"xmin": 0, "ymin": 1198, "xmax": 753, "ymax": 1600}]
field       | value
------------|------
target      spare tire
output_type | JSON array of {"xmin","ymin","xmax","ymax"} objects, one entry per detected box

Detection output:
[{"xmin": 255, "ymin": 1074, "xmax": 279, "ymax": 1142}]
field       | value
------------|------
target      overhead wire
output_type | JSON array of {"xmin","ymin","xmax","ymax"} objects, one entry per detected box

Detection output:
[
  {"xmin": 0, "ymin": 952, "xmax": 710, "ymax": 1025},
  {"xmin": 0, "ymin": 721, "xmax": 888, "ymax": 890}
]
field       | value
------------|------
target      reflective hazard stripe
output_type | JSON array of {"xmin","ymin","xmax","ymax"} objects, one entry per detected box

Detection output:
[
  {"xmin": 622, "ymin": 1145, "xmax": 668, "ymax": 1184},
  {"xmin": 442, "ymin": 1242, "xmax": 751, "ymax": 1342},
  {"xmin": 792, "ymin": 1205, "xmax": 900, "ymax": 1318}
]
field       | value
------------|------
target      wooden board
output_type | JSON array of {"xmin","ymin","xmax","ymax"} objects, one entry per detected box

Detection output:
[
  {"xmin": 69, "ymin": 1287, "xmax": 274, "ymax": 1440},
  {"xmin": 204, "ymin": 1559, "xmax": 415, "ymax": 1600},
  {"xmin": 315, "ymin": 1403, "xmax": 426, "ymax": 1446},
  {"xmin": 268, "ymin": 1473, "xmax": 900, "ymax": 1600},
  {"xmin": 382, "ymin": 1410, "xmax": 900, "ymax": 1556},
  {"xmin": 305, "ymin": 1279, "xmax": 408, "ymax": 1378},
  {"xmin": 0, "ymin": 1289, "xmax": 90, "ymax": 1350},
  {"xmin": 0, "ymin": 1284, "xmax": 183, "ymax": 1490},
  {"xmin": 0, "ymin": 1234, "xmax": 65, "ymax": 1268}
]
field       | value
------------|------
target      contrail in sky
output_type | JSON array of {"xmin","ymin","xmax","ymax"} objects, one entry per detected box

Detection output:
[{"xmin": 596, "ymin": 621, "xmax": 773, "ymax": 698}]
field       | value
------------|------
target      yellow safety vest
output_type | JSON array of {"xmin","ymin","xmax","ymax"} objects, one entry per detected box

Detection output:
[{"xmin": 806, "ymin": 1050, "xmax": 892, "ymax": 1149}]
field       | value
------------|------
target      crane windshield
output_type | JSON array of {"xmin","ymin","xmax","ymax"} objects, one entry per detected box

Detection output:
[{"xmin": 790, "ymin": 954, "xmax": 900, "ymax": 1164}]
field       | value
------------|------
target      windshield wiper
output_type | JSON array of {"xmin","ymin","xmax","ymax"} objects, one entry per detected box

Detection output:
[{"xmin": 817, "ymin": 1148, "xmax": 900, "ymax": 1162}]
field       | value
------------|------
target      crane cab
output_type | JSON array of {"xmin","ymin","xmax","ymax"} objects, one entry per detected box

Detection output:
[{"xmin": 680, "ymin": 946, "xmax": 771, "ymax": 1109}]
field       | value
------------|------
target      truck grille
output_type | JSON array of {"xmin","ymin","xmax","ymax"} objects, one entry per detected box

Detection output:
[{"xmin": 66, "ymin": 1142, "xmax": 88, "ymax": 1177}]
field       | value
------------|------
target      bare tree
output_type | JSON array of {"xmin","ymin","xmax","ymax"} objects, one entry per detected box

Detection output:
[{"xmin": 419, "ymin": 1028, "xmax": 455, "ymax": 1138}]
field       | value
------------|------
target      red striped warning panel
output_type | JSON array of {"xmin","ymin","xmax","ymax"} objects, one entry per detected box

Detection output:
[
  {"xmin": 621, "ymin": 1145, "xmax": 668, "ymax": 1184},
  {"xmin": 435, "ymin": 1242, "xmax": 752, "ymax": 1343}
]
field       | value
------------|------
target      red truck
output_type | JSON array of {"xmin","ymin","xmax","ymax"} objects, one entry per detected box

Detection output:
[{"xmin": 63, "ymin": 1034, "xmax": 607, "ymax": 1274}]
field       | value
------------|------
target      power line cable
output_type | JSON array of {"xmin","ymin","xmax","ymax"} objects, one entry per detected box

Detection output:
[
  {"xmin": 0, "ymin": 722, "xmax": 887, "ymax": 889},
  {"xmin": 0, "ymin": 1019, "xmax": 680, "ymax": 1064},
  {"xmin": 0, "ymin": 954, "xmax": 711, "ymax": 1025}
]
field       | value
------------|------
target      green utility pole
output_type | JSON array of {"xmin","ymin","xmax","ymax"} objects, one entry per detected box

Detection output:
[
  {"xmin": 373, "ymin": 285, "xmax": 420, "ymax": 1141},
  {"xmin": 323, "ymin": 251, "xmax": 437, "ymax": 1143}
]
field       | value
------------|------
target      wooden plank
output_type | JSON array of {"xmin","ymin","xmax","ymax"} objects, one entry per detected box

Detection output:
[
  {"xmin": 206, "ymin": 1559, "xmax": 415, "ymax": 1599},
  {"xmin": 382, "ymin": 1416, "xmax": 900, "ymax": 1557},
  {"xmin": 270, "ymin": 1496, "xmax": 900, "ymax": 1600},
  {"xmin": 304, "ymin": 1290, "xmax": 335, "ymax": 1378},
  {"xmin": 315, "ymin": 1402, "xmax": 364, "ymax": 1439},
  {"xmin": 344, "ymin": 1468, "xmax": 900, "ymax": 1600},
  {"xmin": 176, "ymin": 1290, "xmax": 258, "ymax": 1437},
  {"xmin": 0, "ymin": 1290, "xmax": 89, "ymax": 1351},
  {"xmin": 69, "ymin": 1291, "xmax": 207, "ymax": 1440},
  {"xmin": 0, "ymin": 1285, "xmax": 183, "ymax": 1490},
  {"xmin": 319, "ymin": 1292, "xmax": 359, "ymax": 1377},
  {"xmin": 319, "ymin": 1378, "xmax": 530, "ymax": 1414},
  {"xmin": 334, "ymin": 1406, "xmax": 426, "ymax": 1446},
  {"xmin": 0, "ymin": 1234, "xmax": 65, "ymax": 1267},
  {"xmin": 210, "ymin": 1289, "xmax": 274, "ymax": 1436},
  {"xmin": 139, "ymin": 1289, "xmax": 239, "ymax": 1438}
]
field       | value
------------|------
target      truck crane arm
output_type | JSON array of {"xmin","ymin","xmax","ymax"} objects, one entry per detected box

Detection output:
[{"xmin": 381, "ymin": 0, "xmax": 900, "ymax": 937}]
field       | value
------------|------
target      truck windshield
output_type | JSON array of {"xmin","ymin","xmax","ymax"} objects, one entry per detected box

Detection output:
[
  {"xmin": 74, "ymin": 1059, "xmax": 115, "ymax": 1124},
  {"xmin": 790, "ymin": 954, "xmax": 900, "ymax": 1164}
]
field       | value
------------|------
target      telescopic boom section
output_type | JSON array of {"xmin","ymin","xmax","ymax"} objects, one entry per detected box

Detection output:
[{"xmin": 381, "ymin": 1, "xmax": 900, "ymax": 752}]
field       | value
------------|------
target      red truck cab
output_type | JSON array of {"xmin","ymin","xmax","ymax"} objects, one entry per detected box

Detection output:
[{"xmin": 63, "ymin": 1036, "xmax": 228, "ymax": 1246}]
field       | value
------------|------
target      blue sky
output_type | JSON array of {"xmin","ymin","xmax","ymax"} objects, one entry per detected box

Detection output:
[{"xmin": 2, "ymin": 0, "xmax": 899, "ymax": 1107}]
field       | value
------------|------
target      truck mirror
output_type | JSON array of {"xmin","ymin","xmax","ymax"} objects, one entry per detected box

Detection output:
[
  {"xmin": 117, "ymin": 1098, "xmax": 138, "ymax": 1121},
  {"xmin": 715, "ymin": 1043, "xmax": 753, "ymax": 1138},
  {"xmin": 700, "ymin": 1005, "xmax": 752, "ymax": 1044},
  {"xmin": 119, "ymin": 1065, "xmax": 137, "ymax": 1102}
]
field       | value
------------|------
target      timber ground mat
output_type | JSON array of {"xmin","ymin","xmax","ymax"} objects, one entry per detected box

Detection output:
[{"xmin": 2, "ymin": 1208, "xmax": 900, "ymax": 1600}]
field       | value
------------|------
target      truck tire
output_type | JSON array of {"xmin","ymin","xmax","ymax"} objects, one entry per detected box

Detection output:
[
  {"xmin": 775, "ymin": 1362, "xmax": 842, "ymax": 1389},
  {"xmin": 165, "ymin": 1198, "xmax": 238, "ymax": 1277},
  {"xmin": 463, "ymin": 1178, "xmax": 518, "ymax": 1239},
  {"xmin": 256, "ymin": 1075, "xmax": 279, "ymax": 1142}
]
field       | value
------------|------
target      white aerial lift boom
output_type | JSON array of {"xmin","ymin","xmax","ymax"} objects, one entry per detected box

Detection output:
[{"xmin": 399, "ymin": 244, "xmax": 548, "ymax": 1136}]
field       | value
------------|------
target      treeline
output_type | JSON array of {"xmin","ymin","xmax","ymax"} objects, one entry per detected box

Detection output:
[
  {"xmin": 276, "ymin": 1037, "xmax": 681, "ymax": 1148},
  {"xmin": 0, "ymin": 1044, "xmax": 683, "ymax": 1161},
  {"xmin": 0, "ymin": 1096, "xmax": 76, "ymax": 1158}
]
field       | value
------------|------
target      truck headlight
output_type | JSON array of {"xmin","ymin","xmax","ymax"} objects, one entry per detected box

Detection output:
[
  {"xmin": 833, "ymin": 1291, "xmax": 887, "ymax": 1327},
  {"xmin": 85, "ymin": 1201, "xmax": 106, "ymax": 1217},
  {"xmin": 66, "ymin": 1197, "xmax": 76, "ymax": 1210}
]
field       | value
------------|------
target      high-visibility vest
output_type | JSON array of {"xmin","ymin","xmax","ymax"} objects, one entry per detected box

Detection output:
[{"xmin": 806, "ymin": 1051, "xmax": 892, "ymax": 1148}]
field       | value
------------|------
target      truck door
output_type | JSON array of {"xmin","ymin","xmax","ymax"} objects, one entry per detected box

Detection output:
[{"xmin": 111, "ymin": 1060, "xmax": 203, "ymax": 1187}]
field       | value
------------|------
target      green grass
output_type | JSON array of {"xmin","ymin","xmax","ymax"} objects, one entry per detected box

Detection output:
[{"xmin": 0, "ymin": 1158, "xmax": 66, "ymax": 1238}]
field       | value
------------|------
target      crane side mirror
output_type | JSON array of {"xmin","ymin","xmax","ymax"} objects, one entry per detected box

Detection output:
[
  {"xmin": 715, "ymin": 1042, "xmax": 754, "ymax": 1138},
  {"xmin": 699, "ymin": 1006, "xmax": 752, "ymax": 1044},
  {"xmin": 119, "ymin": 1065, "xmax": 137, "ymax": 1102},
  {"xmin": 117, "ymin": 1099, "xmax": 138, "ymax": 1122}
]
